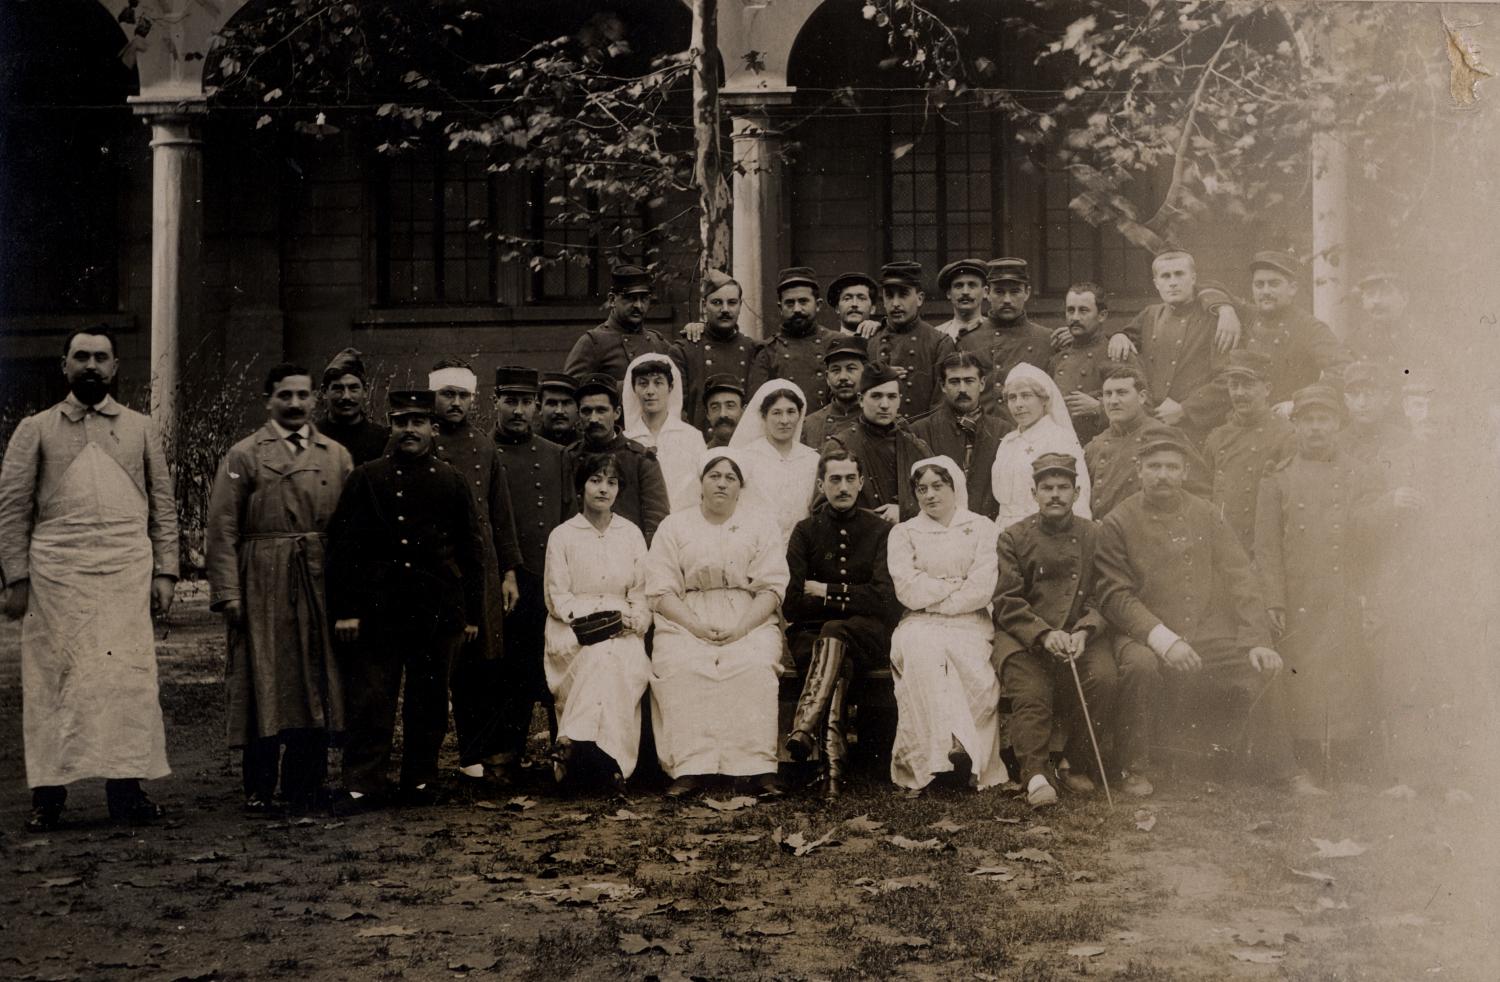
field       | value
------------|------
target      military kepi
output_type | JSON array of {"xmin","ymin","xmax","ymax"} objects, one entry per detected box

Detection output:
[
  {"xmin": 1032, "ymin": 452, "xmax": 1078, "ymax": 480},
  {"xmin": 575, "ymin": 372, "xmax": 619, "ymax": 402},
  {"xmin": 985, "ymin": 257, "xmax": 1030, "ymax": 285},
  {"xmin": 776, "ymin": 266, "xmax": 820, "ymax": 296},
  {"xmin": 1135, "ymin": 423, "xmax": 1190, "ymax": 459},
  {"xmin": 539, "ymin": 371, "xmax": 578, "ymax": 395},
  {"xmin": 938, "ymin": 258, "xmax": 987, "ymax": 292},
  {"xmin": 703, "ymin": 373, "xmax": 745, "ymax": 402},
  {"xmin": 824, "ymin": 334, "xmax": 870, "ymax": 365},
  {"xmin": 1219, "ymin": 349, "xmax": 1273, "ymax": 381},
  {"xmin": 1291, "ymin": 384, "xmax": 1343, "ymax": 417},
  {"xmin": 610, "ymin": 264, "xmax": 652, "ymax": 294},
  {"xmin": 495, "ymin": 365, "xmax": 539, "ymax": 394},
  {"xmin": 880, "ymin": 260, "xmax": 925, "ymax": 291},
  {"xmin": 388, "ymin": 390, "xmax": 436, "ymax": 418},
  {"xmin": 1249, "ymin": 251, "xmax": 1300, "ymax": 280},
  {"xmin": 858, "ymin": 362, "xmax": 902, "ymax": 393}
]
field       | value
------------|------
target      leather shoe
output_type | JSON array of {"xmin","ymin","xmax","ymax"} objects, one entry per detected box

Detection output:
[
  {"xmin": 1061, "ymin": 769, "xmax": 1096, "ymax": 794},
  {"xmin": 109, "ymin": 793, "xmax": 165, "ymax": 827},
  {"xmin": 24, "ymin": 806, "xmax": 63, "ymax": 833},
  {"xmin": 1026, "ymin": 777, "xmax": 1059, "ymax": 809},
  {"xmin": 1120, "ymin": 771, "xmax": 1155, "ymax": 798},
  {"xmin": 665, "ymin": 776, "xmax": 706, "ymax": 799}
]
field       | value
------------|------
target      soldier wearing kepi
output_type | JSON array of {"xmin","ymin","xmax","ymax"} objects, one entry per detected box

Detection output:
[
  {"xmin": 1241, "ymin": 252, "xmax": 1350, "ymax": 410},
  {"xmin": 1084, "ymin": 366, "xmax": 1210, "ymax": 520},
  {"xmin": 956, "ymin": 258, "xmax": 1054, "ymax": 416},
  {"xmin": 427, "ymin": 358, "xmax": 523, "ymax": 789},
  {"xmin": 326, "ymin": 391, "xmax": 487, "ymax": 808},
  {"xmin": 493, "ymin": 367, "xmax": 576, "ymax": 781},
  {"xmin": 318, "ymin": 347, "xmax": 391, "ymax": 465},
  {"xmin": 563, "ymin": 265, "xmax": 673, "ymax": 385},
  {"xmin": 908, "ymin": 350, "xmax": 1010, "ymax": 520},
  {"xmin": 801, "ymin": 335, "xmax": 868, "ymax": 449},
  {"xmin": 1254, "ymin": 385, "xmax": 1381, "ymax": 787},
  {"xmin": 206, "ymin": 363, "xmax": 353, "ymax": 814},
  {"xmin": 566, "ymin": 373, "xmax": 671, "ymax": 544},
  {"xmin": 867, "ymin": 260, "xmax": 954, "ymax": 417},
  {"xmin": 782, "ymin": 450, "xmax": 899, "ymax": 796},
  {"xmin": 536, "ymin": 372, "xmax": 581, "ymax": 447},
  {"xmin": 823, "ymin": 363, "xmax": 933, "ymax": 522},
  {"xmin": 671, "ymin": 269, "xmax": 758, "ymax": 431},
  {"xmin": 827, "ymin": 272, "xmax": 879, "ymax": 335},
  {"xmin": 1203, "ymin": 350, "xmax": 1295, "ymax": 555},
  {"xmin": 702, "ymin": 373, "xmax": 745, "ymax": 448},
  {"xmin": 1049, "ymin": 282, "xmax": 1140, "ymax": 447},
  {"xmin": 747, "ymin": 266, "xmax": 842, "ymax": 412},
  {"xmin": 0, "ymin": 327, "xmax": 178, "ymax": 831},
  {"xmin": 994, "ymin": 454, "xmax": 1155, "ymax": 806},
  {"xmin": 932, "ymin": 258, "xmax": 989, "ymax": 341},
  {"xmin": 1095, "ymin": 428, "xmax": 1317, "ymax": 794},
  {"xmin": 1338, "ymin": 361, "xmax": 1406, "ymax": 463}
]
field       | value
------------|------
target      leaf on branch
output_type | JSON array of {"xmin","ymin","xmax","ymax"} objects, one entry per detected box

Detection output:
[
  {"xmin": 262, "ymin": 88, "xmax": 282, "ymax": 103},
  {"xmin": 891, "ymin": 141, "xmax": 915, "ymax": 161},
  {"xmin": 741, "ymin": 50, "xmax": 766, "ymax": 74}
]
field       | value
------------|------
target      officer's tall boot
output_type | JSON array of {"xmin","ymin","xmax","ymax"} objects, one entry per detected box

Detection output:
[
  {"xmin": 823, "ymin": 661, "xmax": 854, "ymax": 798},
  {"xmin": 785, "ymin": 638, "xmax": 846, "ymax": 762}
]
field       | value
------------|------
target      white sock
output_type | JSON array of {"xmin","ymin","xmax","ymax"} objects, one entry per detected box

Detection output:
[
  {"xmin": 1028, "ymin": 773, "xmax": 1051, "ymax": 793},
  {"xmin": 458, "ymin": 763, "xmax": 485, "ymax": 778}
]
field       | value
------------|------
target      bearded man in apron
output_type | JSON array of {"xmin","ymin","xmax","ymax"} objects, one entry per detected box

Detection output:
[{"xmin": 0, "ymin": 327, "xmax": 179, "ymax": 832}]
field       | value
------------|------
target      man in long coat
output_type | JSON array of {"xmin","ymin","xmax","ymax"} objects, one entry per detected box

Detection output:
[
  {"xmin": 565, "ymin": 374, "xmax": 670, "ymax": 543},
  {"xmin": 493, "ymin": 366, "xmax": 576, "ymax": 778},
  {"xmin": 671, "ymin": 269, "xmax": 758, "ymax": 431},
  {"xmin": 747, "ymin": 266, "xmax": 842, "ymax": 412},
  {"xmin": 427, "ymin": 358, "xmax": 523, "ymax": 787},
  {"xmin": 908, "ymin": 350, "xmax": 1009, "ymax": 520},
  {"xmin": 1254, "ymin": 385, "xmax": 1381, "ymax": 784},
  {"xmin": 318, "ymin": 347, "xmax": 390, "ymax": 465},
  {"xmin": 0, "ymin": 327, "xmax": 178, "ymax": 830},
  {"xmin": 867, "ymin": 260, "xmax": 954, "ymax": 417},
  {"xmin": 207, "ymin": 363, "xmax": 352, "ymax": 813},
  {"xmin": 1203, "ymin": 350, "xmax": 1295, "ymax": 555},
  {"xmin": 563, "ymin": 265, "xmax": 674, "ymax": 385},
  {"xmin": 956, "ymin": 258, "xmax": 1055, "ymax": 416},
  {"xmin": 823, "ymin": 364, "xmax": 932, "ymax": 522}
]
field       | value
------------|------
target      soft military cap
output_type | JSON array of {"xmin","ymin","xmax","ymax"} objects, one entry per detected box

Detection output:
[
  {"xmin": 1249, "ymin": 251, "xmax": 1300, "ymax": 280},
  {"xmin": 985, "ymin": 257, "xmax": 1030, "ymax": 285},
  {"xmin": 824, "ymin": 334, "xmax": 870, "ymax": 365},
  {"xmin": 776, "ymin": 266, "xmax": 820, "ymax": 296},
  {"xmin": 938, "ymin": 258, "xmax": 988, "ymax": 292},
  {"xmin": 880, "ymin": 260, "xmax": 925, "ymax": 291},
  {"xmin": 703, "ymin": 373, "xmax": 746, "ymax": 402},
  {"xmin": 1291, "ymin": 384, "xmax": 1344, "ymax": 417},
  {"xmin": 1032, "ymin": 452, "xmax": 1078, "ymax": 480},
  {"xmin": 609, "ymin": 265, "xmax": 652, "ymax": 294},
  {"xmin": 575, "ymin": 373, "xmax": 620, "ymax": 402},
  {"xmin": 322, "ymin": 347, "xmax": 367, "ymax": 386},
  {"xmin": 1134, "ymin": 423, "xmax": 1190, "ymax": 460},
  {"xmin": 859, "ymin": 362, "xmax": 903, "ymax": 394},
  {"xmin": 825, "ymin": 271, "xmax": 878, "ymax": 306},
  {"xmin": 539, "ymin": 371, "xmax": 579, "ymax": 395},
  {"xmin": 702, "ymin": 268, "xmax": 739, "ymax": 296},
  {"xmin": 1218, "ymin": 349, "xmax": 1274, "ymax": 382}
]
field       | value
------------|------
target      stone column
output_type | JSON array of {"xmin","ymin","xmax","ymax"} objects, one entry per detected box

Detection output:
[
  {"xmin": 726, "ymin": 94, "xmax": 792, "ymax": 340},
  {"xmin": 128, "ymin": 99, "xmax": 206, "ymax": 437},
  {"xmin": 1311, "ymin": 131, "xmax": 1348, "ymax": 339}
]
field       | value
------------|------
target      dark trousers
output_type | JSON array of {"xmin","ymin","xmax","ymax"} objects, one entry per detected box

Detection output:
[
  {"xmin": 788, "ymin": 615, "xmax": 889, "ymax": 671},
  {"xmin": 32, "ymin": 779, "xmax": 143, "ymax": 812},
  {"xmin": 1124, "ymin": 636, "xmax": 1297, "ymax": 781},
  {"xmin": 1001, "ymin": 639, "xmax": 1118, "ymax": 784},
  {"xmin": 242, "ymin": 729, "xmax": 329, "ymax": 803},
  {"xmin": 1111, "ymin": 640, "xmax": 1161, "ymax": 774},
  {"xmin": 495, "ymin": 569, "xmax": 552, "ymax": 761},
  {"xmin": 340, "ymin": 624, "xmax": 463, "ymax": 795}
]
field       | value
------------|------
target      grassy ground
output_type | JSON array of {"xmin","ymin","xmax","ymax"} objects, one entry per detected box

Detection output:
[{"xmin": 0, "ymin": 594, "xmax": 1496, "ymax": 981}]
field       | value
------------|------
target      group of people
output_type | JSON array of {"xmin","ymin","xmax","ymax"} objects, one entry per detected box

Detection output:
[{"xmin": 0, "ymin": 244, "xmax": 1465, "ymax": 830}]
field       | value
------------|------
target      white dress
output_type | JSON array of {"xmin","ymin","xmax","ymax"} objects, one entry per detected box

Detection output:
[
  {"xmin": 990, "ymin": 415, "xmax": 1092, "ymax": 529},
  {"xmin": 543, "ymin": 513, "xmax": 652, "ymax": 777},
  {"xmin": 645, "ymin": 504, "xmax": 790, "ymax": 778},
  {"xmin": 736, "ymin": 438, "xmax": 820, "ymax": 545},
  {"xmin": 887, "ymin": 507, "xmax": 1007, "ymax": 791}
]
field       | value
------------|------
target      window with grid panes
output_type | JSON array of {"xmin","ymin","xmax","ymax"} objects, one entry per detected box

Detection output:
[
  {"xmin": 1039, "ymin": 159, "xmax": 1153, "ymax": 298},
  {"xmin": 886, "ymin": 99, "xmax": 1000, "ymax": 274},
  {"xmin": 376, "ymin": 149, "xmax": 495, "ymax": 305}
]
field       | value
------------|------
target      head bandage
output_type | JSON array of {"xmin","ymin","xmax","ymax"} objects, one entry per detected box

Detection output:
[{"xmin": 429, "ymin": 367, "xmax": 477, "ymax": 392}]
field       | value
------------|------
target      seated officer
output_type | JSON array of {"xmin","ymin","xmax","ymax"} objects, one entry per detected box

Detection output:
[{"xmin": 782, "ymin": 449, "xmax": 899, "ymax": 796}]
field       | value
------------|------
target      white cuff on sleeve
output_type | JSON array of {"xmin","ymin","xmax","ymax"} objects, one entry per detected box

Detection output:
[{"xmin": 1147, "ymin": 623, "xmax": 1181, "ymax": 658}]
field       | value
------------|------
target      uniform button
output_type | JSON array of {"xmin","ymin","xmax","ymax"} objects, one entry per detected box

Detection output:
[
  {"xmin": 396, "ymin": 491, "xmax": 403, "ymax": 497},
  {"xmin": 401, "ymin": 538, "xmax": 408, "ymax": 544},
  {"xmin": 404, "ymin": 562, "xmax": 411, "ymax": 568},
  {"xmin": 533, "ymin": 462, "xmax": 540, "ymax": 469},
  {"xmin": 398, "ymin": 515, "xmax": 405, "ymax": 521},
  {"xmin": 535, "ymin": 482, "xmax": 542, "ymax": 488}
]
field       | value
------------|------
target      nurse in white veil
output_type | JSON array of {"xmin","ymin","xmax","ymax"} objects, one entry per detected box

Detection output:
[
  {"xmin": 989, "ymin": 363, "xmax": 1092, "ymax": 529},
  {"xmin": 729, "ymin": 380, "xmax": 821, "ymax": 544},
  {"xmin": 622, "ymin": 353, "xmax": 706, "ymax": 513}
]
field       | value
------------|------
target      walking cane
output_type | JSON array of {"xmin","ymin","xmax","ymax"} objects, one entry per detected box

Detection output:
[{"xmin": 1068, "ymin": 654, "xmax": 1114, "ymax": 809}]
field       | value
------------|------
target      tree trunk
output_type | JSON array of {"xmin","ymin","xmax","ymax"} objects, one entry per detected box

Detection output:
[{"xmin": 691, "ymin": 0, "xmax": 730, "ymax": 304}]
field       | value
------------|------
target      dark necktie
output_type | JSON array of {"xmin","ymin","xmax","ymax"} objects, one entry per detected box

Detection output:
[{"xmin": 288, "ymin": 431, "xmax": 305, "ymax": 455}]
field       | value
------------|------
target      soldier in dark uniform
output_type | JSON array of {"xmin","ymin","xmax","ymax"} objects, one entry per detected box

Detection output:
[
  {"xmin": 565, "ymin": 374, "xmax": 670, "ymax": 544},
  {"xmin": 1254, "ymin": 385, "xmax": 1381, "ymax": 785},
  {"xmin": 801, "ymin": 336, "xmax": 868, "ymax": 449},
  {"xmin": 1242, "ymin": 252, "xmax": 1351, "ymax": 408},
  {"xmin": 783, "ymin": 449, "xmax": 899, "ymax": 796},
  {"xmin": 327, "ymin": 391, "xmax": 487, "ymax": 808},
  {"xmin": 1084, "ymin": 366, "xmax": 1210, "ymax": 519},
  {"xmin": 866, "ymin": 260, "xmax": 954, "ymax": 417},
  {"xmin": 826, "ymin": 271, "xmax": 879, "ymax": 335},
  {"xmin": 956, "ymin": 258, "xmax": 1055, "ymax": 417},
  {"xmin": 994, "ymin": 454, "xmax": 1157, "ymax": 806},
  {"xmin": 1095, "ymin": 428, "xmax": 1316, "ymax": 794},
  {"xmin": 671, "ymin": 269, "xmax": 758, "ymax": 431},
  {"xmin": 823, "ymin": 364, "xmax": 932, "ymax": 522},
  {"xmin": 1050, "ymin": 282, "xmax": 1140, "ymax": 446},
  {"xmin": 537, "ymin": 372, "xmax": 580, "ymax": 448},
  {"xmin": 318, "ymin": 347, "xmax": 390, "ymax": 465},
  {"xmin": 427, "ymin": 358, "xmax": 523, "ymax": 787},
  {"xmin": 493, "ymin": 366, "xmax": 576, "ymax": 778},
  {"xmin": 907, "ymin": 350, "xmax": 1010, "ymax": 520},
  {"xmin": 1203, "ymin": 350, "xmax": 1295, "ymax": 555},
  {"xmin": 747, "ymin": 266, "xmax": 842, "ymax": 412},
  {"xmin": 703, "ymin": 373, "xmax": 745, "ymax": 448},
  {"xmin": 563, "ymin": 265, "xmax": 674, "ymax": 385}
]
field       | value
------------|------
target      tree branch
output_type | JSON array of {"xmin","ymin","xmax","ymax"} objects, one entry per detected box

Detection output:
[{"xmin": 1143, "ymin": 24, "xmax": 1237, "ymax": 232}]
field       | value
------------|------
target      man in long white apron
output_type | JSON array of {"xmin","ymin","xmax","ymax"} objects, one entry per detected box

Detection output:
[{"xmin": 0, "ymin": 328, "xmax": 179, "ymax": 831}]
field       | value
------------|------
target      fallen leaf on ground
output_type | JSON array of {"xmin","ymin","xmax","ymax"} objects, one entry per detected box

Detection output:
[
  {"xmin": 968, "ymin": 866, "xmax": 1014, "ymax": 882},
  {"xmin": 322, "ymin": 821, "xmax": 345, "ymax": 830},
  {"xmin": 1230, "ymin": 947, "xmax": 1285, "ymax": 964},
  {"xmin": 356, "ymin": 925, "xmax": 417, "ymax": 938},
  {"xmin": 1234, "ymin": 927, "xmax": 1294, "ymax": 946},
  {"xmin": 712, "ymin": 897, "xmax": 768, "ymax": 913},
  {"xmin": 482, "ymin": 871, "xmax": 524, "ymax": 884},
  {"xmin": 185, "ymin": 851, "xmax": 225, "ymax": 863},
  {"xmin": 448, "ymin": 953, "xmax": 499, "ymax": 971},
  {"xmin": 517, "ymin": 881, "xmax": 643, "ymax": 906},
  {"xmin": 18, "ymin": 839, "xmax": 52, "ymax": 849},
  {"xmin": 855, "ymin": 924, "xmax": 931, "ymax": 947},
  {"xmin": 1310, "ymin": 837, "xmax": 1366, "ymax": 858},
  {"xmin": 853, "ymin": 874, "xmax": 936, "ymax": 895},
  {"xmin": 703, "ymin": 796, "xmax": 759, "ymax": 812},
  {"xmin": 1114, "ymin": 930, "xmax": 1146, "ymax": 944},
  {"xmin": 474, "ymin": 800, "xmax": 503, "ymax": 811},
  {"xmin": 1134, "ymin": 809, "xmax": 1156, "ymax": 832},
  {"xmin": 442, "ymin": 882, "xmax": 498, "ymax": 905},
  {"xmin": 844, "ymin": 814, "xmax": 887, "ymax": 835},
  {"xmin": 747, "ymin": 921, "xmax": 795, "ymax": 937},
  {"xmin": 607, "ymin": 808, "xmax": 645, "ymax": 821},
  {"xmin": 1021, "ymin": 825, "xmax": 1053, "ymax": 837},
  {"xmin": 1245, "ymin": 820, "xmax": 1276, "ymax": 833},
  {"xmin": 224, "ymin": 871, "xmax": 283, "ymax": 890},
  {"xmin": 1004, "ymin": 848, "xmax": 1055, "ymax": 864},
  {"xmin": 505, "ymin": 795, "xmax": 538, "ymax": 811},
  {"xmin": 319, "ymin": 903, "xmax": 377, "ymax": 921},
  {"xmin": 1381, "ymin": 784, "xmax": 1416, "ymax": 800},
  {"xmin": 1067, "ymin": 945, "xmax": 1106, "ymax": 958},
  {"xmin": 993, "ymin": 817, "xmax": 1022, "ymax": 825},
  {"xmin": 774, "ymin": 827, "xmax": 840, "ymax": 857},
  {"xmin": 617, "ymin": 933, "xmax": 686, "ymax": 955},
  {"xmin": 40, "ymin": 876, "xmax": 81, "ymax": 889},
  {"xmin": 1070, "ymin": 870, "xmax": 1099, "ymax": 883},
  {"xmin": 165, "ymin": 968, "xmax": 220, "ymax": 981},
  {"xmin": 709, "ymin": 874, "xmax": 748, "ymax": 886},
  {"xmin": 1294, "ymin": 896, "xmax": 1351, "ymax": 917},
  {"xmin": 887, "ymin": 835, "xmax": 947, "ymax": 852},
  {"xmin": 677, "ymin": 806, "xmax": 722, "ymax": 821},
  {"xmin": 927, "ymin": 818, "xmax": 967, "ymax": 833},
  {"xmin": 1288, "ymin": 868, "xmax": 1336, "ymax": 885}
]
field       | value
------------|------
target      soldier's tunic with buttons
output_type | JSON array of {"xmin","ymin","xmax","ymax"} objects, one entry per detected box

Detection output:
[
  {"xmin": 564, "ymin": 433, "xmax": 670, "ymax": 545},
  {"xmin": 822, "ymin": 418, "xmax": 932, "ymax": 521},
  {"xmin": 318, "ymin": 414, "xmax": 392, "ymax": 467},
  {"xmin": 956, "ymin": 315, "xmax": 1054, "ymax": 416},
  {"xmin": 800, "ymin": 399, "xmax": 861, "ymax": 450},
  {"xmin": 1083, "ymin": 415, "xmax": 1211, "ymax": 519},
  {"xmin": 991, "ymin": 514, "xmax": 1107, "ymax": 666},
  {"xmin": 1049, "ymin": 331, "xmax": 1139, "ymax": 446},
  {"xmin": 1243, "ymin": 308, "xmax": 1351, "ymax": 405},
  {"xmin": 747, "ymin": 321, "xmax": 840, "ymax": 413},
  {"xmin": 868, "ymin": 318, "xmax": 954, "ymax": 417},
  {"xmin": 1253, "ymin": 450, "xmax": 1382, "ymax": 743},
  {"xmin": 1120, "ymin": 302, "xmax": 1232, "ymax": 437},
  {"xmin": 563, "ymin": 318, "xmax": 674, "ymax": 387},
  {"xmin": 906, "ymin": 403, "xmax": 1010, "ymax": 520},
  {"xmin": 433, "ymin": 422, "xmax": 523, "ymax": 661},
  {"xmin": 783, "ymin": 505, "xmax": 898, "ymax": 667},
  {"xmin": 671, "ymin": 325, "xmax": 758, "ymax": 430},
  {"xmin": 1203, "ymin": 409, "xmax": 1295, "ymax": 554}
]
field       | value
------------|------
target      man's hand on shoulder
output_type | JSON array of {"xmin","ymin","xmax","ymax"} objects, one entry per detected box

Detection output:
[
  {"xmin": 1049, "ymin": 325, "xmax": 1073, "ymax": 351},
  {"xmin": 1107, "ymin": 333, "xmax": 1137, "ymax": 361},
  {"xmin": 682, "ymin": 322, "xmax": 705, "ymax": 342}
]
